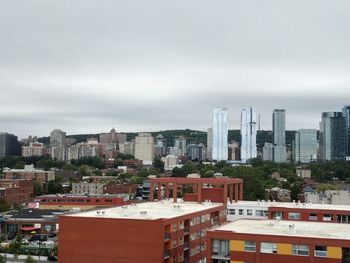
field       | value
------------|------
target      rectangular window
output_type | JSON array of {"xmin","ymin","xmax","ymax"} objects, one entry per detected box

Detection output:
[
  {"xmin": 315, "ymin": 246, "xmax": 327, "ymax": 257},
  {"xmin": 323, "ymin": 214, "xmax": 333, "ymax": 222},
  {"xmin": 247, "ymin": 209, "xmax": 253, "ymax": 216},
  {"xmin": 228, "ymin": 209, "xmax": 236, "ymax": 215},
  {"xmin": 309, "ymin": 213, "xmax": 317, "ymax": 221},
  {"xmin": 239, "ymin": 209, "xmax": 244, "ymax": 215},
  {"xmin": 288, "ymin": 213, "xmax": 301, "ymax": 220},
  {"xmin": 244, "ymin": 241, "xmax": 256, "ymax": 252},
  {"xmin": 292, "ymin": 244, "xmax": 309, "ymax": 256},
  {"xmin": 260, "ymin": 242, "xmax": 277, "ymax": 254}
]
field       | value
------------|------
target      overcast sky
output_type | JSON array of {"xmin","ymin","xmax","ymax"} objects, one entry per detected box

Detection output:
[{"xmin": 1, "ymin": 0, "xmax": 350, "ymax": 138}]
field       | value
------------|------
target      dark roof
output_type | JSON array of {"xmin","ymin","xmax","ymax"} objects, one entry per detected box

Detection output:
[{"xmin": 4, "ymin": 209, "xmax": 67, "ymax": 220}]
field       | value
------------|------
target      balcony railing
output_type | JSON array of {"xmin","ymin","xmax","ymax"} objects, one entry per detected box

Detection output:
[
  {"xmin": 164, "ymin": 232, "xmax": 170, "ymax": 241},
  {"xmin": 164, "ymin": 250, "xmax": 170, "ymax": 259}
]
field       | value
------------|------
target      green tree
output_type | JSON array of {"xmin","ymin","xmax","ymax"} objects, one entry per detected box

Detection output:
[
  {"xmin": 130, "ymin": 175, "xmax": 144, "ymax": 184},
  {"xmin": 14, "ymin": 161, "xmax": 26, "ymax": 169},
  {"xmin": 33, "ymin": 180, "xmax": 43, "ymax": 196},
  {"xmin": 203, "ymin": 170, "xmax": 215, "ymax": 178},
  {"xmin": 47, "ymin": 180, "xmax": 64, "ymax": 194},
  {"xmin": 0, "ymin": 255, "xmax": 6, "ymax": 263},
  {"xmin": 153, "ymin": 158, "xmax": 165, "ymax": 172},
  {"xmin": 183, "ymin": 161, "xmax": 198, "ymax": 175}
]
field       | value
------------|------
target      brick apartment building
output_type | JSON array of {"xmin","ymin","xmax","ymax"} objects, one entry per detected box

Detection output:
[
  {"xmin": 3, "ymin": 165, "xmax": 55, "ymax": 183},
  {"xmin": 0, "ymin": 179, "xmax": 34, "ymax": 206},
  {"xmin": 207, "ymin": 219, "xmax": 350, "ymax": 263},
  {"xmin": 59, "ymin": 200, "xmax": 227, "ymax": 263}
]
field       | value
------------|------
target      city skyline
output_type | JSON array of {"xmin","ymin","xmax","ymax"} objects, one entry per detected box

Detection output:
[{"xmin": 1, "ymin": 1, "xmax": 350, "ymax": 137}]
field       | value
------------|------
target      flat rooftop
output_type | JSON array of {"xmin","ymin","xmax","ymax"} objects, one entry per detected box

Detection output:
[
  {"xmin": 227, "ymin": 200, "xmax": 350, "ymax": 212},
  {"xmin": 214, "ymin": 219, "xmax": 350, "ymax": 240},
  {"xmin": 66, "ymin": 199, "xmax": 223, "ymax": 220}
]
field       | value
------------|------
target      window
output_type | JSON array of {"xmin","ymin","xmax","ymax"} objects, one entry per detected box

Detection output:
[
  {"xmin": 212, "ymin": 240, "xmax": 229, "ymax": 258},
  {"xmin": 228, "ymin": 209, "xmax": 236, "ymax": 215},
  {"xmin": 244, "ymin": 241, "xmax": 256, "ymax": 252},
  {"xmin": 247, "ymin": 209, "xmax": 253, "ymax": 216},
  {"xmin": 201, "ymin": 229, "xmax": 206, "ymax": 237},
  {"xmin": 292, "ymin": 244, "xmax": 309, "ymax": 256},
  {"xmin": 260, "ymin": 242, "xmax": 277, "ymax": 254},
  {"xmin": 179, "ymin": 221, "xmax": 184, "ymax": 229},
  {"xmin": 323, "ymin": 214, "xmax": 333, "ymax": 222},
  {"xmin": 315, "ymin": 246, "xmax": 327, "ymax": 257},
  {"xmin": 172, "ymin": 240, "xmax": 177, "ymax": 248},
  {"xmin": 256, "ymin": 210, "xmax": 267, "ymax": 217},
  {"xmin": 179, "ymin": 237, "xmax": 184, "ymax": 245},
  {"xmin": 288, "ymin": 213, "xmax": 301, "ymax": 220},
  {"xmin": 309, "ymin": 213, "xmax": 317, "ymax": 221},
  {"xmin": 201, "ymin": 215, "xmax": 207, "ymax": 222},
  {"xmin": 239, "ymin": 209, "xmax": 244, "ymax": 215},
  {"xmin": 172, "ymin": 223, "xmax": 177, "ymax": 232}
]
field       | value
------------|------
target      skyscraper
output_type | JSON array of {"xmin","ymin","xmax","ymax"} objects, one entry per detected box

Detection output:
[
  {"xmin": 174, "ymin": 136, "xmax": 186, "ymax": 157},
  {"xmin": 50, "ymin": 129, "xmax": 66, "ymax": 147},
  {"xmin": 343, "ymin": 105, "xmax": 350, "ymax": 156},
  {"xmin": 135, "ymin": 133, "xmax": 154, "ymax": 162},
  {"xmin": 212, "ymin": 108, "xmax": 228, "ymax": 161},
  {"xmin": 207, "ymin": 127, "xmax": 213, "ymax": 161},
  {"xmin": 240, "ymin": 108, "xmax": 257, "ymax": 163},
  {"xmin": 273, "ymin": 109, "xmax": 286, "ymax": 163},
  {"xmin": 0, "ymin": 132, "xmax": 21, "ymax": 158},
  {"xmin": 319, "ymin": 112, "xmax": 346, "ymax": 161},
  {"xmin": 293, "ymin": 129, "xmax": 317, "ymax": 163}
]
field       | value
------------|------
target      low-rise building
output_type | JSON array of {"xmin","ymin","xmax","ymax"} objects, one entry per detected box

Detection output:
[
  {"xmin": 33, "ymin": 194, "xmax": 128, "ymax": 210},
  {"xmin": 0, "ymin": 179, "xmax": 34, "ymax": 207},
  {"xmin": 59, "ymin": 200, "xmax": 227, "ymax": 263},
  {"xmin": 3, "ymin": 165, "xmax": 55, "ymax": 183},
  {"xmin": 72, "ymin": 182, "xmax": 105, "ymax": 195},
  {"xmin": 226, "ymin": 201, "xmax": 270, "ymax": 222},
  {"xmin": 22, "ymin": 142, "xmax": 48, "ymax": 157},
  {"xmin": 305, "ymin": 190, "xmax": 350, "ymax": 205},
  {"xmin": 207, "ymin": 219, "xmax": 350, "ymax": 263}
]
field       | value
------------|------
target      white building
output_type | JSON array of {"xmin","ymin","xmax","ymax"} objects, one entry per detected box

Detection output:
[
  {"xmin": 212, "ymin": 108, "xmax": 228, "ymax": 161},
  {"xmin": 226, "ymin": 201, "xmax": 270, "ymax": 222},
  {"xmin": 240, "ymin": 108, "xmax": 257, "ymax": 163},
  {"xmin": 135, "ymin": 133, "xmax": 154, "ymax": 162},
  {"xmin": 305, "ymin": 190, "xmax": 350, "ymax": 205}
]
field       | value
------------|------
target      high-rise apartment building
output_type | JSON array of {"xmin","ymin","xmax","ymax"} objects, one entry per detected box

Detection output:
[
  {"xmin": 240, "ymin": 108, "xmax": 257, "ymax": 163},
  {"xmin": 293, "ymin": 129, "xmax": 317, "ymax": 163},
  {"xmin": 135, "ymin": 133, "xmax": 154, "ymax": 162},
  {"xmin": 212, "ymin": 108, "xmax": 228, "ymax": 161},
  {"xmin": 262, "ymin": 143, "xmax": 274, "ymax": 161},
  {"xmin": 174, "ymin": 136, "xmax": 187, "ymax": 157},
  {"xmin": 319, "ymin": 112, "xmax": 346, "ymax": 161},
  {"xmin": 343, "ymin": 105, "xmax": 350, "ymax": 157},
  {"xmin": 22, "ymin": 142, "xmax": 48, "ymax": 157},
  {"xmin": 273, "ymin": 109, "xmax": 286, "ymax": 163},
  {"xmin": 207, "ymin": 128, "xmax": 213, "ymax": 161},
  {"xmin": 0, "ymin": 132, "xmax": 21, "ymax": 158},
  {"xmin": 50, "ymin": 129, "xmax": 66, "ymax": 147}
]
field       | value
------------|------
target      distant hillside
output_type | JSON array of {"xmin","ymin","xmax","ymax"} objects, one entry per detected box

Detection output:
[{"xmin": 38, "ymin": 129, "xmax": 296, "ymax": 148}]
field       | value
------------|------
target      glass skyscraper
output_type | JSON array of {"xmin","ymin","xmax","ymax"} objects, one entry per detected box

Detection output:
[
  {"xmin": 294, "ymin": 129, "xmax": 317, "ymax": 163},
  {"xmin": 212, "ymin": 108, "xmax": 228, "ymax": 161},
  {"xmin": 343, "ymin": 105, "xmax": 350, "ymax": 156},
  {"xmin": 240, "ymin": 108, "xmax": 257, "ymax": 163},
  {"xmin": 273, "ymin": 109, "xmax": 286, "ymax": 163},
  {"xmin": 319, "ymin": 112, "xmax": 346, "ymax": 161}
]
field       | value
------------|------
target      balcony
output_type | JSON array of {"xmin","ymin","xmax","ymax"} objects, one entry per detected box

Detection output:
[
  {"xmin": 164, "ymin": 250, "xmax": 170, "ymax": 260},
  {"xmin": 184, "ymin": 242, "xmax": 189, "ymax": 251},
  {"xmin": 164, "ymin": 232, "xmax": 170, "ymax": 241}
]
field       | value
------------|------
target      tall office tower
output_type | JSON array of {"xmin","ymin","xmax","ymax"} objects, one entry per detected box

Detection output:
[
  {"xmin": 240, "ymin": 108, "xmax": 257, "ymax": 163},
  {"xmin": 50, "ymin": 129, "xmax": 66, "ymax": 147},
  {"xmin": 262, "ymin": 143, "xmax": 274, "ymax": 161},
  {"xmin": 273, "ymin": 109, "xmax": 286, "ymax": 163},
  {"xmin": 0, "ymin": 132, "xmax": 21, "ymax": 158},
  {"xmin": 135, "ymin": 133, "xmax": 154, "ymax": 162},
  {"xmin": 319, "ymin": 112, "xmax": 346, "ymax": 161},
  {"xmin": 207, "ymin": 128, "xmax": 213, "ymax": 161},
  {"xmin": 174, "ymin": 136, "xmax": 186, "ymax": 157},
  {"xmin": 294, "ymin": 129, "xmax": 317, "ymax": 163},
  {"xmin": 343, "ymin": 105, "xmax": 350, "ymax": 156},
  {"xmin": 212, "ymin": 108, "xmax": 228, "ymax": 161}
]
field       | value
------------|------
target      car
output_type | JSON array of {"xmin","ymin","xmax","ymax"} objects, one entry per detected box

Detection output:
[
  {"xmin": 28, "ymin": 234, "xmax": 48, "ymax": 242},
  {"xmin": 48, "ymin": 232, "xmax": 57, "ymax": 238}
]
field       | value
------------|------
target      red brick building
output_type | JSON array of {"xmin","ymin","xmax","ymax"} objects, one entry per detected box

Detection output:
[
  {"xmin": 207, "ymin": 219, "xmax": 350, "ymax": 263},
  {"xmin": 34, "ymin": 194, "xmax": 127, "ymax": 210},
  {"xmin": 0, "ymin": 179, "xmax": 33, "ymax": 206},
  {"xmin": 3, "ymin": 165, "xmax": 54, "ymax": 183},
  {"xmin": 268, "ymin": 202, "xmax": 350, "ymax": 223},
  {"xmin": 59, "ymin": 200, "xmax": 227, "ymax": 263}
]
